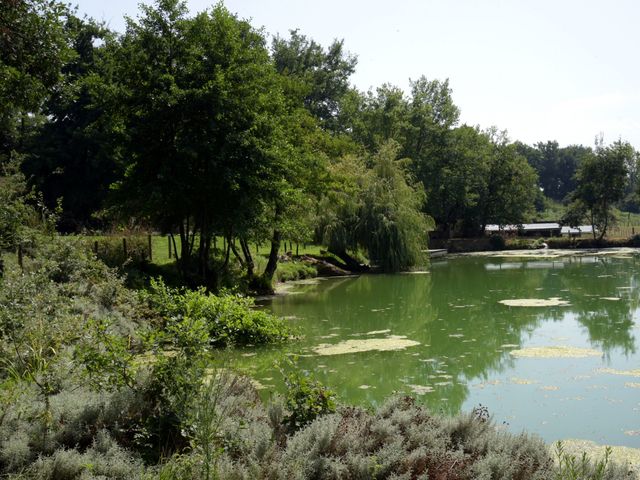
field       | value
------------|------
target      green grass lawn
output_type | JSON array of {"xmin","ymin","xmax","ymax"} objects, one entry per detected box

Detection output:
[{"xmin": 84, "ymin": 234, "xmax": 326, "ymax": 266}]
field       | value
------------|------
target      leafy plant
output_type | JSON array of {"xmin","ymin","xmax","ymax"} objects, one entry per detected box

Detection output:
[
  {"xmin": 554, "ymin": 441, "xmax": 612, "ymax": 480},
  {"xmin": 143, "ymin": 278, "xmax": 292, "ymax": 346},
  {"xmin": 277, "ymin": 357, "xmax": 336, "ymax": 430}
]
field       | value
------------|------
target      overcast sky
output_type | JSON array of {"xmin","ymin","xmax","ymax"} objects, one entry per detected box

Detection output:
[{"xmin": 76, "ymin": 0, "xmax": 640, "ymax": 148}]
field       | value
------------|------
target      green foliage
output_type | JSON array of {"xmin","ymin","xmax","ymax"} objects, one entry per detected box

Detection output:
[
  {"xmin": 0, "ymin": 0, "xmax": 72, "ymax": 164},
  {"xmin": 277, "ymin": 357, "xmax": 336, "ymax": 430},
  {"xmin": 22, "ymin": 15, "xmax": 122, "ymax": 232},
  {"xmin": 359, "ymin": 141, "xmax": 432, "ymax": 271},
  {"xmin": 112, "ymin": 0, "xmax": 288, "ymax": 284},
  {"xmin": 0, "ymin": 159, "xmax": 55, "ymax": 254},
  {"xmin": 553, "ymin": 441, "xmax": 619, "ymax": 480},
  {"xmin": 319, "ymin": 142, "xmax": 432, "ymax": 272},
  {"xmin": 272, "ymin": 29, "xmax": 357, "ymax": 130},
  {"xmin": 143, "ymin": 278, "xmax": 292, "ymax": 345},
  {"xmin": 564, "ymin": 139, "xmax": 630, "ymax": 240}
]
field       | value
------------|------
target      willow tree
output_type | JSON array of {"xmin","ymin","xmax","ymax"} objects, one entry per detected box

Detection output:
[
  {"xmin": 359, "ymin": 142, "xmax": 432, "ymax": 271},
  {"xmin": 320, "ymin": 141, "xmax": 432, "ymax": 272}
]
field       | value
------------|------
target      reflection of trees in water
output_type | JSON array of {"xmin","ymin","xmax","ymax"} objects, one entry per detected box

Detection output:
[
  {"xmin": 245, "ymin": 255, "xmax": 640, "ymax": 414},
  {"xmin": 556, "ymin": 256, "xmax": 638, "ymax": 356}
]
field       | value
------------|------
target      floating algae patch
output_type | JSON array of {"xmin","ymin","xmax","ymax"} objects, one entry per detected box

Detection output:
[
  {"xmin": 597, "ymin": 367, "xmax": 640, "ymax": 377},
  {"xmin": 499, "ymin": 297, "xmax": 570, "ymax": 307},
  {"xmin": 510, "ymin": 377, "xmax": 538, "ymax": 385},
  {"xmin": 556, "ymin": 439, "xmax": 640, "ymax": 473},
  {"xmin": 365, "ymin": 329, "xmax": 391, "ymax": 335},
  {"xmin": 313, "ymin": 336, "xmax": 420, "ymax": 356},
  {"xmin": 539, "ymin": 385, "xmax": 559, "ymax": 391},
  {"xmin": 408, "ymin": 384, "xmax": 434, "ymax": 395},
  {"xmin": 625, "ymin": 382, "xmax": 640, "ymax": 388},
  {"xmin": 510, "ymin": 346, "xmax": 602, "ymax": 358}
]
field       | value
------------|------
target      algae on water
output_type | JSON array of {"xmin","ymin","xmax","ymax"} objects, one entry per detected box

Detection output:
[
  {"xmin": 597, "ymin": 367, "xmax": 640, "ymax": 377},
  {"xmin": 509, "ymin": 346, "xmax": 602, "ymax": 358},
  {"xmin": 313, "ymin": 336, "xmax": 420, "ymax": 355},
  {"xmin": 499, "ymin": 297, "xmax": 570, "ymax": 307}
]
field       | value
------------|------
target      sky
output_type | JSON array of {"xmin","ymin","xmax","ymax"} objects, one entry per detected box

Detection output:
[{"xmin": 75, "ymin": 0, "xmax": 640, "ymax": 148}]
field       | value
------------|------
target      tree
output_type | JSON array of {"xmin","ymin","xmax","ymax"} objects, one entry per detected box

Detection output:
[
  {"xmin": 564, "ymin": 139, "xmax": 629, "ymax": 240},
  {"xmin": 319, "ymin": 141, "xmax": 432, "ymax": 272},
  {"xmin": 112, "ymin": 0, "xmax": 287, "ymax": 286},
  {"xmin": 21, "ymin": 16, "xmax": 120, "ymax": 231},
  {"xmin": 0, "ymin": 0, "xmax": 71, "ymax": 163},
  {"xmin": 477, "ymin": 130, "xmax": 538, "ymax": 231},
  {"xmin": 272, "ymin": 29, "xmax": 357, "ymax": 131}
]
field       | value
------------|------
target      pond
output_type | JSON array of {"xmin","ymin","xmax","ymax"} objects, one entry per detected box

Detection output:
[{"xmin": 232, "ymin": 250, "xmax": 640, "ymax": 449}]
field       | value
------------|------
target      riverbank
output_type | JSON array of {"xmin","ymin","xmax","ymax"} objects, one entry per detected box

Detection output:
[
  {"xmin": 449, "ymin": 246, "xmax": 640, "ymax": 259},
  {"xmin": 430, "ymin": 235, "xmax": 640, "ymax": 254}
]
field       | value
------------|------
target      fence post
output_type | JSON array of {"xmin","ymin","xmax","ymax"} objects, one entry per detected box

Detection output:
[
  {"xmin": 148, "ymin": 234, "xmax": 153, "ymax": 262},
  {"xmin": 17, "ymin": 244, "xmax": 23, "ymax": 272},
  {"xmin": 94, "ymin": 240, "xmax": 98, "ymax": 254},
  {"xmin": 168, "ymin": 235, "xmax": 172, "ymax": 259},
  {"xmin": 122, "ymin": 238, "xmax": 128, "ymax": 258}
]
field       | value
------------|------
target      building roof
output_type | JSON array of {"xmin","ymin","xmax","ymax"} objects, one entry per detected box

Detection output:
[
  {"xmin": 485, "ymin": 223, "xmax": 560, "ymax": 232},
  {"xmin": 561, "ymin": 225, "xmax": 594, "ymax": 234}
]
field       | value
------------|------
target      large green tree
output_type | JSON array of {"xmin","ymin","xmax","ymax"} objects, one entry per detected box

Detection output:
[
  {"xmin": 564, "ymin": 139, "xmax": 629, "ymax": 240},
  {"xmin": 272, "ymin": 30, "xmax": 357, "ymax": 131},
  {"xmin": 319, "ymin": 141, "xmax": 432, "ymax": 272},
  {"xmin": 21, "ymin": 16, "xmax": 119, "ymax": 231},
  {"xmin": 112, "ymin": 0, "xmax": 287, "ymax": 285},
  {"xmin": 0, "ymin": 0, "xmax": 71, "ymax": 162}
]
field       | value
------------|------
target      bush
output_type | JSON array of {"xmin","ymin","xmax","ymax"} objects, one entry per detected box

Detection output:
[
  {"xmin": 278, "ymin": 358, "xmax": 336, "ymax": 431},
  {"xmin": 143, "ymin": 278, "xmax": 292, "ymax": 346},
  {"xmin": 489, "ymin": 234, "xmax": 506, "ymax": 250}
]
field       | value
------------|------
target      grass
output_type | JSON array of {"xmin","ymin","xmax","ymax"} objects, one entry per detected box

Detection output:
[{"xmin": 82, "ymin": 234, "xmax": 326, "ymax": 267}]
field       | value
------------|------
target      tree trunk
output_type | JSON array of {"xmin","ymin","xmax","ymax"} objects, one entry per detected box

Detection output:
[
  {"xmin": 328, "ymin": 247, "xmax": 369, "ymax": 272},
  {"xmin": 263, "ymin": 229, "xmax": 281, "ymax": 281},
  {"xmin": 239, "ymin": 237, "xmax": 254, "ymax": 278},
  {"xmin": 229, "ymin": 238, "xmax": 245, "ymax": 268}
]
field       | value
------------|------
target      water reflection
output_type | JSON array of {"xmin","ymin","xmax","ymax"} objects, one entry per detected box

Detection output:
[{"xmin": 233, "ymin": 253, "xmax": 640, "ymax": 444}]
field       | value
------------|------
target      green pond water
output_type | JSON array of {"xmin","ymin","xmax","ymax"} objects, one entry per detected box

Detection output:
[{"xmin": 233, "ymin": 252, "xmax": 640, "ymax": 448}]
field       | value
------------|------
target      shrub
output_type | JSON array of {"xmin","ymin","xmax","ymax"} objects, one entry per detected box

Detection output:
[
  {"xmin": 278, "ymin": 358, "xmax": 336, "ymax": 431},
  {"xmin": 629, "ymin": 234, "xmax": 640, "ymax": 247},
  {"xmin": 489, "ymin": 234, "xmax": 506, "ymax": 250},
  {"xmin": 143, "ymin": 279, "xmax": 292, "ymax": 346}
]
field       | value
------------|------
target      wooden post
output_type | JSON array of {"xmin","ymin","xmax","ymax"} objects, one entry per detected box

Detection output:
[
  {"xmin": 148, "ymin": 234, "xmax": 153, "ymax": 262},
  {"xmin": 122, "ymin": 238, "xmax": 128, "ymax": 258},
  {"xmin": 296, "ymin": 243, "xmax": 299, "ymax": 256},
  {"xmin": 17, "ymin": 244, "xmax": 23, "ymax": 272},
  {"xmin": 94, "ymin": 240, "xmax": 98, "ymax": 254},
  {"xmin": 256, "ymin": 243, "xmax": 259, "ymax": 254},
  {"xmin": 213, "ymin": 236, "xmax": 217, "ymax": 251}
]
